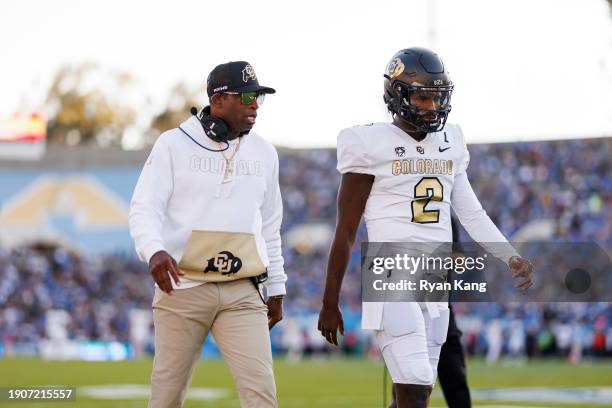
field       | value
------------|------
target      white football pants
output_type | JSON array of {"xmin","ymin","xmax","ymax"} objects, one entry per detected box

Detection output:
[{"xmin": 375, "ymin": 302, "xmax": 450, "ymax": 385}]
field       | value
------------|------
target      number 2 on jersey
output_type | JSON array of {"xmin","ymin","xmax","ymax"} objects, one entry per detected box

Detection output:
[{"xmin": 411, "ymin": 177, "xmax": 443, "ymax": 223}]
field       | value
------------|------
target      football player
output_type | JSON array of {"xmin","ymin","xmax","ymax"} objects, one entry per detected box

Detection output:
[{"xmin": 318, "ymin": 47, "xmax": 533, "ymax": 408}]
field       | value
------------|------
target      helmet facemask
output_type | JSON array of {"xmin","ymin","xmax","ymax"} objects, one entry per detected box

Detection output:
[{"xmin": 393, "ymin": 81, "xmax": 453, "ymax": 133}]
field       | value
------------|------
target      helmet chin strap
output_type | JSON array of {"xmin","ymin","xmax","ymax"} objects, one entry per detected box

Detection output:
[
  {"xmin": 393, "ymin": 113, "xmax": 428, "ymax": 141},
  {"xmin": 398, "ymin": 105, "xmax": 445, "ymax": 134}
]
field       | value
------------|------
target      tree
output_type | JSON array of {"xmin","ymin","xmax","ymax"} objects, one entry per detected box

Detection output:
[
  {"xmin": 147, "ymin": 82, "xmax": 203, "ymax": 145},
  {"xmin": 45, "ymin": 63, "xmax": 137, "ymax": 146}
]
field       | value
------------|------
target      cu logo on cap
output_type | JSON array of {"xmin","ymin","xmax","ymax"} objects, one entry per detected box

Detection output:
[
  {"xmin": 242, "ymin": 65, "xmax": 257, "ymax": 82},
  {"xmin": 204, "ymin": 251, "xmax": 243, "ymax": 275}
]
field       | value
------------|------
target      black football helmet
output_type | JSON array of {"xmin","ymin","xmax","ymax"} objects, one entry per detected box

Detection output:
[{"xmin": 383, "ymin": 47, "xmax": 454, "ymax": 133}]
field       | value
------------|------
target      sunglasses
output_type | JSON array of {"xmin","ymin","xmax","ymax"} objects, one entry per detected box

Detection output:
[{"xmin": 224, "ymin": 92, "xmax": 265, "ymax": 105}]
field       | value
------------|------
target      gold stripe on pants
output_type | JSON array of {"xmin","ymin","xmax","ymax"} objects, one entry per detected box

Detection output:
[{"xmin": 148, "ymin": 279, "xmax": 277, "ymax": 408}]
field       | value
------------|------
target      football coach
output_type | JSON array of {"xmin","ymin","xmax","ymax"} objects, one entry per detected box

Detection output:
[{"xmin": 129, "ymin": 61, "xmax": 287, "ymax": 408}]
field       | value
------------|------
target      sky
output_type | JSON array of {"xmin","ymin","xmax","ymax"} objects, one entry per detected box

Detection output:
[{"xmin": 1, "ymin": 0, "xmax": 611, "ymax": 148}]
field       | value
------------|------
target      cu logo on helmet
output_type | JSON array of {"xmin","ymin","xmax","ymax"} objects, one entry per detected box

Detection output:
[
  {"xmin": 242, "ymin": 65, "xmax": 257, "ymax": 82},
  {"xmin": 387, "ymin": 58, "xmax": 405, "ymax": 78},
  {"xmin": 204, "ymin": 251, "xmax": 243, "ymax": 275}
]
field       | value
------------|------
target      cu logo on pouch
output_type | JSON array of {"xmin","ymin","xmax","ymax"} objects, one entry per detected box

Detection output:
[{"xmin": 204, "ymin": 251, "xmax": 243, "ymax": 275}]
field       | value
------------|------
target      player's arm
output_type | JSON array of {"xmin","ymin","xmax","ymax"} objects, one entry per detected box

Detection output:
[
  {"xmin": 451, "ymin": 170, "xmax": 533, "ymax": 290},
  {"xmin": 318, "ymin": 172, "xmax": 374, "ymax": 345}
]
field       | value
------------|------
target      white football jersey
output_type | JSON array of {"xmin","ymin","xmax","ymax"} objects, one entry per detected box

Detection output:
[
  {"xmin": 338, "ymin": 122, "xmax": 464, "ymax": 243},
  {"xmin": 336, "ymin": 122, "xmax": 519, "ymax": 329}
]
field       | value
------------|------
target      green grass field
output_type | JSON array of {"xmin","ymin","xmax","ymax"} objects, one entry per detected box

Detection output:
[{"xmin": 0, "ymin": 358, "xmax": 611, "ymax": 407}]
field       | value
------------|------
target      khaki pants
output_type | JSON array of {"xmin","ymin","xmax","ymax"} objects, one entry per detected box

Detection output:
[{"xmin": 148, "ymin": 279, "xmax": 277, "ymax": 408}]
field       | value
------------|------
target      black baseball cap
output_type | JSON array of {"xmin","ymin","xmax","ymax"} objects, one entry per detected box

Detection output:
[{"xmin": 206, "ymin": 61, "xmax": 276, "ymax": 97}]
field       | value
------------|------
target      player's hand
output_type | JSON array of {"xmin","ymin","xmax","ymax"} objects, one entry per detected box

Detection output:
[
  {"xmin": 149, "ymin": 250, "xmax": 184, "ymax": 294},
  {"xmin": 318, "ymin": 303, "xmax": 344, "ymax": 346},
  {"xmin": 267, "ymin": 296, "xmax": 284, "ymax": 330},
  {"xmin": 509, "ymin": 256, "xmax": 534, "ymax": 290}
]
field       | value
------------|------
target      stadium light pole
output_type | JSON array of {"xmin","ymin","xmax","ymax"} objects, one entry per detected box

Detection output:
[{"xmin": 428, "ymin": 0, "xmax": 438, "ymax": 50}]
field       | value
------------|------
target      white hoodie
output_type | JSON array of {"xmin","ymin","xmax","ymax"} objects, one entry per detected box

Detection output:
[{"xmin": 129, "ymin": 115, "xmax": 286, "ymax": 296}]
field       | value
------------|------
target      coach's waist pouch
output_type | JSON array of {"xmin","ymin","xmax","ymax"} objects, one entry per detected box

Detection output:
[{"xmin": 178, "ymin": 230, "xmax": 267, "ymax": 283}]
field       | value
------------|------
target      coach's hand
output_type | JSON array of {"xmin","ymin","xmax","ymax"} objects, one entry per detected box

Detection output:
[
  {"xmin": 267, "ymin": 296, "xmax": 284, "ymax": 329},
  {"xmin": 149, "ymin": 250, "xmax": 184, "ymax": 294},
  {"xmin": 509, "ymin": 256, "xmax": 534, "ymax": 290},
  {"xmin": 318, "ymin": 304, "xmax": 344, "ymax": 346}
]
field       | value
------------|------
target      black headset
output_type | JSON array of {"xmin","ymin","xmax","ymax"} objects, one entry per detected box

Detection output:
[
  {"xmin": 178, "ymin": 105, "xmax": 231, "ymax": 152},
  {"xmin": 195, "ymin": 106, "xmax": 230, "ymax": 143}
]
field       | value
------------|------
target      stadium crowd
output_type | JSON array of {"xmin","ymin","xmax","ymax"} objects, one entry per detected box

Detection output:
[{"xmin": 0, "ymin": 137, "xmax": 610, "ymax": 360}]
